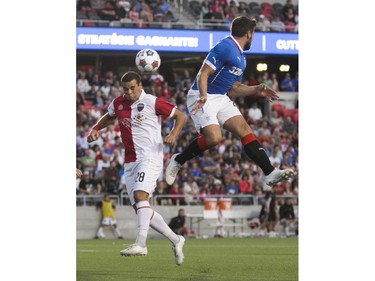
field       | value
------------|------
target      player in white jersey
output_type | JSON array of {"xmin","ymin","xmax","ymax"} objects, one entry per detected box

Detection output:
[
  {"xmin": 165, "ymin": 16, "xmax": 294, "ymax": 188},
  {"xmin": 87, "ymin": 71, "xmax": 186, "ymax": 265}
]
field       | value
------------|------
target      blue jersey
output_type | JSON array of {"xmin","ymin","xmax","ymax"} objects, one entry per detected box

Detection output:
[{"xmin": 191, "ymin": 36, "xmax": 246, "ymax": 95}]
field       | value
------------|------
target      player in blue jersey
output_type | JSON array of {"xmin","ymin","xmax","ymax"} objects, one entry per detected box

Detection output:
[{"xmin": 165, "ymin": 16, "xmax": 294, "ymax": 187}]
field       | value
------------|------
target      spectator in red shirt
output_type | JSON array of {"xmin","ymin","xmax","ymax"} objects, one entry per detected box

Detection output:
[{"xmin": 239, "ymin": 174, "xmax": 253, "ymax": 194}]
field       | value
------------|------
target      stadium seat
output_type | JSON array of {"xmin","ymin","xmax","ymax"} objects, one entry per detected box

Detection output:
[
  {"xmin": 260, "ymin": 2, "xmax": 273, "ymax": 20},
  {"xmin": 77, "ymin": 11, "xmax": 88, "ymax": 20},
  {"xmin": 110, "ymin": 21, "xmax": 122, "ymax": 27},
  {"xmin": 272, "ymin": 103, "xmax": 285, "ymax": 115},
  {"xmin": 282, "ymin": 108, "xmax": 294, "ymax": 117},
  {"xmin": 249, "ymin": 2, "xmax": 260, "ymax": 10},
  {"xmin": 249, "ymin": 3, "xmax": 261, "ymax": 16},
  {"xmin": 260, "ymin": 2, "xmax": 272, "ymax": 10},
  {"xmin": 172, "ymin": 24, "xmax": 185, "ymax": 29},
  {"xmin": 97, "ymin": 22, "xmax": 110, "ymax": 27},
  {"xmin": 83, "ymin": 20, "xmax": 96, "ymax": 27}
]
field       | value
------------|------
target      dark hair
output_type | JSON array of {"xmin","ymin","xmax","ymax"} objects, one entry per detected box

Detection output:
[
  {"xmin": 231, "ymin": 16, "xmax": 257, "ymax": 37},
  {"xmin": 121, "ymin": 71, "xmax": 141, "ymax": 84}
]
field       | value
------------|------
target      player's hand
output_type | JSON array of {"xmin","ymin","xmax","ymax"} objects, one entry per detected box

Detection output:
[
  {"xmin": 87, "ymin": 130, "xmax": 99, "ymax": 143},
  {"xmin": 191, "ymin": 96, "xmax": 207, "ymax": 114},
  {"xmin": 258, "ymin": 83, "xmax": 279, "ymax": 102},
  {"xmin": 164, "ymin": 135, "xmax": 176, "ymax": 145},
  {"xmin": 76, "ymin": 168, "xmax": 83, "ymax": 178}
]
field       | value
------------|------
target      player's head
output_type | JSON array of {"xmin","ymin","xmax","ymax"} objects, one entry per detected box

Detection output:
[
  {"xmin": 120, "ymin": 71, "xmax": 142, "ymax": 102},
  {"xmin": 231, "ymin": 16, "xmax": 257, "ymax": 51},
  {"xmin": 178, "ymin": 209, "xmax": 185, "ymax": 217}
]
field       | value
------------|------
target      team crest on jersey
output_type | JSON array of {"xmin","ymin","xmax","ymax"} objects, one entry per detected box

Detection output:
[
  {"xmin": 118, "ymin": 104, "xmax": 123, "ymax": 111},
  {"xmin": 137, "ymin": 103, "xmax": 145, "ymax": 112}
]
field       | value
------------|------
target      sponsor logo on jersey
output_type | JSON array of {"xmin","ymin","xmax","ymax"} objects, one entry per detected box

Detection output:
[
  {"xmin": 133, "ymin": 113, "xmax": 145, "ymax": 126},
  {"xmin": 229, "ymin": 66, "xmax": 243, "ymax": 76}
]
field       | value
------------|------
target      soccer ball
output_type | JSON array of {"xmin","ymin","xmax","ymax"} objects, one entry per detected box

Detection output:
[{"xmin": 135, "ymin": 48, "xmax": 161, "ymax": 73}]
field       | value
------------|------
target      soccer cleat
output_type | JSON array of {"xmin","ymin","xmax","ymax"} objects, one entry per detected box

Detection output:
[
  {"xmin": 172, "ymin": 235, "xmax": 185, "ymax": 266},
  {"xmin": 165, "ymin": 153, "xmax": 182, "ymax": 185},
  {"xmin": 265, "ymin": 168, "xmax": 294, "ymax": 186},
  {"xmin": 120, "ymin": 244, "xmax": 148, "ymax": 256}
]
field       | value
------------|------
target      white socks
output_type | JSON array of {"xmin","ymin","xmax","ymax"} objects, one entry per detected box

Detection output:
[
  {"xmin": 96, "ymin": 227, "xmax": 104, "ymax": 238},
  {"xmin": 135, "ymin": 201, "xmax": 153, "ymax": 247},
  {"xmin": 150, "ymin": 210, "xmax": 180, "ymax": 245},
  {"xmin": 134, "ymin": 201, "xmax": 180, "ymax": 246}
]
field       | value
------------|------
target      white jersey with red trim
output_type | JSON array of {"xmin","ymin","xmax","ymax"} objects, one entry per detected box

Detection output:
[{"xmin": 107, "ymin": 90, "xmax": 176, "ymax": 163}]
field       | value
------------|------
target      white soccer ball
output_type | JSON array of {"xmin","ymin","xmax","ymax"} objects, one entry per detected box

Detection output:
[{"xmin": 135, "ymin": 48, "xmax": 161, "ymax": 73}]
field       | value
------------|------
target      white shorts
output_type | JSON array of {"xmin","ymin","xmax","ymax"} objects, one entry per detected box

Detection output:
[
  {"xmin": 101, "ymin": 217, "xmax": 117, "ymax": 226},
  {"xmin": 187, "ymin": 89, "xmax": 242, "ymax": 133},
  {"xmin": 124, "ymin": 158, "xmax": 163, "ymax": 205}
]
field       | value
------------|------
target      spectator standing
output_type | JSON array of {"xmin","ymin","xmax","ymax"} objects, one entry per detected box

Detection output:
[
  {"xmin": 258, "ymin": 190, "xmax": 278, "ymax": 237},
  {"xmin": 279, "ymin": 197, "xmax": 296, "ymax": 236},
  {"xmin": 95, "ymin": 194, "xmax": 123, "ymax": 239},
  {"xmin": 280, "ymin": 73, "xmax": 295, "ymax": 92},
  {"xmin": 291, "ymin": 71, "xmax": 298, "ymax": 92},
  {"xmin": 248, "ymin": 102, "xmax": 263, "ymax": 122},
  {"xmin": 103, "ymin": 160, "xmax": 120, "ymax": 194},
  {"xmin": 77, "ymin": 72, "xmax": 91, "ymax": 95},
  {"xmin": 78, "ymin": 171, "xmax": 102, "ymax": 195},
  {"xmin": 271, "ymin": 15, "xmax": 285, "ymax": 32},
  {"xmin": 129, "ymin": 6, "xmax": 140, "ymax": 22},
  {"xmin": 183, "ymin": 176, "xmax": 200, "ymax": 205},
  {"xmin": 270, "ymin": 73, "xmax": 280, "ymax": 91},
  {"xmin": 100, "ymin": 1, "xmax": 117, "ymax": 21},
  {"xmin": 238, "ymin": 174, "xmax": 253, "ymax": 194},
  {"xmin": 77, "ymin": 0, "xmax": 92, "ymax": 15}
]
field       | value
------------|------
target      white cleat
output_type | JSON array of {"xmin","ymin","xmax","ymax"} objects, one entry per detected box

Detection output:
[
  {"xmin": 172, "ymin": 235, "xmax": 185, "ymax": 266},
  {"xmin": 265, "ymin": 168, "xmax": 294, "ymax": 186},
  {"xmin": 120, "ymin": 244, "xmax": 148, "ymax": 256},
  {"xmin": 165, "ymin": 153, "xmax": 182, "ymax": 185}
]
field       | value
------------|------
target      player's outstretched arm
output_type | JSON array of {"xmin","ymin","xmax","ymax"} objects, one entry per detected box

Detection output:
[
  {"xmin": 87, "ymin": 113, "xmax": 116, "ymax": 143},
  {"xmin": 228, "ymin": 82, "xmax": 279, "ymax": 102},
  {"xmin": 164, "ymin": 109, "xmax": 186, "ymax": 145}
]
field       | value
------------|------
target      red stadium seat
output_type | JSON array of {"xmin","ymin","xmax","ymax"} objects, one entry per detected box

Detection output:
[
  {"xmin": 293, "ymin": 111, "xmax": 298, "ymax": 123},
  {"xmin": 272, "ymin": 103, "xmax": 285, "ymax": 116},
  {"xmin": 282, "ymin": 108, "xmax": 294, "ymax": 117},
  {"xmin": 261, "ymin": 2, "xmax": 272, "ymax": 10}
]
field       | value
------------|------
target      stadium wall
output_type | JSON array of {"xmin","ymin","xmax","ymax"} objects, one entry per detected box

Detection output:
[{"xmin": 76, "ymin": 205, "xmax": 263, "ymax": 239}]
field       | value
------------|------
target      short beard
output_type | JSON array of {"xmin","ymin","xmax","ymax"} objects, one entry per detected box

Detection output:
[{"xmin": 244, "ymin": 41, "xmax": 251, "ymax": 51}]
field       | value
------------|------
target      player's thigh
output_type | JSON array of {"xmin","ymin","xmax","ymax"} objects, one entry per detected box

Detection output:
[
  {"xmin": 124, "ymin": 159, "xmax": 162, "ymax": 205},
  {"xmin": 187, "ymin": 90, "xmax": 220, "ymax": 133},
  {"xmin": 223, "ymin": 114, "xmax": 252, "ymax": 138}
]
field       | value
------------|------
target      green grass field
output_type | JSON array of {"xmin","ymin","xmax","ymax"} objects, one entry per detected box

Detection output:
[{"xmin": 77, "ymin": 237, "xmax": 298, "ymax": 281}]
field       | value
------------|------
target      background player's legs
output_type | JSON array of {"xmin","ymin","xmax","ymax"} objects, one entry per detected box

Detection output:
[
  {"xmin": 110, "ymin": 224, "xmax": 123, "ymax": 239},
  {"xmin": 95, "ymin": 224, "xmax": 105, "ymax": 239}
]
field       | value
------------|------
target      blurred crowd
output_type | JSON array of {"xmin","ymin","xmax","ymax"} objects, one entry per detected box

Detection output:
[
  {"xmin": 76, "ymin": 66, "xmax": 299, "ymax": 206},
  {"xmin": 77, "ymin": 0, "xmax": 298, "ymax": 32},
  {"xmin": 77, "ymin": 0, "xmax": 175, "ymax": 27}
]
